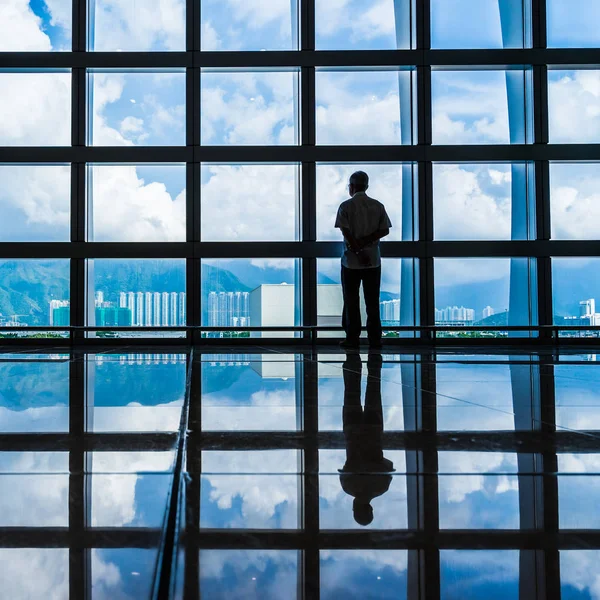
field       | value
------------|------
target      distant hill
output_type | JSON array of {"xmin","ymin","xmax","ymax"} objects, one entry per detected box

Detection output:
[{"xmin": 474, "ymin": 311, "xmax": 509, "ymax": 327}]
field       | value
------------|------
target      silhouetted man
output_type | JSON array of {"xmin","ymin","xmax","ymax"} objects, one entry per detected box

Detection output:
[
  {"xmin": 335, "ymin": 171, "xmax": 391, "ymax": 349},
  {"xmin": 338, "ymin": 352, "xmax": 394, "ymax": 526}
]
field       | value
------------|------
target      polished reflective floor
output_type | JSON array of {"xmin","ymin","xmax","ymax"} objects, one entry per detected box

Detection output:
[{"xmin": 1, "ymin": 348, "xmax": 600, "ymax": 598}]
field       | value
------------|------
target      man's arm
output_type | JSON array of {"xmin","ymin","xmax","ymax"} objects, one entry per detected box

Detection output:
[
  {"xmin": 358, "ymin": 227, "xmax": 390, "ymax": 247},
  {"xmin": 340, "ymin": 227, "xmax": 362, "ymax": 253}
]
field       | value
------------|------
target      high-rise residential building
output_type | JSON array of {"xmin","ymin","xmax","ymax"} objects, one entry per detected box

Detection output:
[
  {"xmin": 162, "ymin": 292, "xmax": 170, "ymax": 326},
  {"xmin": 580, "ymin": 299, "xmax": 596, "ymax": 318},
  {"xmin": 96, "ymin": 307, "xmax": 132, "ymax": 327},
  {"xmin": 170, "ymin": 292, "xmax": 178, "ymax": 326},
  {"xmin": 95, "ymin": 291, "xmax": 104, "ymax": 306},
  {"xmin": 153, "ymin": 292, "xmax": 161, "ymax": 326},
  {"xmin": 208, "ymin": 290, "xmax": 251, "ymax": 329},
  {"xmin": 119, "ymin": 292, "xmax": 127, "ymax": 308},
  {"xmin": 145, "ymin": 292, "xmax": 153, "ymax": 326},
  {"xmin": 435, "ymin": 305, "xmax": 476, "ymax": 324},
  {"xmin": 49, "ymin": 299, "xmax": 70, "ymax": 325},
  {"xmin": 136, "ymin": 292, "xmax": 144, "ymax": 326},
  {"xmin": 178, "ymin": 292, "xmax": 186, "ymax": 326},
  {"xmin": 483, "ymin": 306, "xmax": 495, "ymax": 319},
  {"xmin": 127, "ymin": 292, "xmax": 136, "ymax": 324},
  {"xmin": 380, "ymin": 299, "xmax": 400, "ymax": 322}
]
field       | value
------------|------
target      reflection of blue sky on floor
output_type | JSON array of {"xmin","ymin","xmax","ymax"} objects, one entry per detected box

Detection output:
[
  {"xmin": 440, "ymin": 550, "xmax": 519, "ymax": 599},
  {"xmin": 321, "ymin": 550, "xmax": 408, "ymax": 600},
  {"xmin": 438, "ymin": 452, "xmax": 520, "ymax": 530},
  {"xmin": 200, "ymin": 550, "xmax": 299, "ymax": 599}
]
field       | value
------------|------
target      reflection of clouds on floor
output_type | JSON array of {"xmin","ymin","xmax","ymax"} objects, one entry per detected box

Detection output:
[
  {"xmin": 555, "ymin": 366, "xmax": 600, "ymax": 430},
  {"xmin": 203, "ymin": 388, "xmax": 299, "ymax": 431},
  {"xmin": 561, "ymin": 551, "xmax": 600, "ymax": 600},
  {"xmin": 200, "ymin": 549, "xmax": 298, "ymax": 600},
  {"xmin": 201, "ymin": 450, "xmax": 299, "ymax": 529},
  {"xmin": 0, "ymin": 405, "xmax": 69, "ymax": 432},
  {"xmin": 0, "ymin": 548, "xmax": 69, "ymax": 600},
  {"xmin": 89, "ymin": 402, "xmax": 183, "ymax": 432},
  {"xmin": 558, "ymin": 454, "xmax": 600, "ymax": 529},
  {"xmin": 436, "ymin": 364, "xmax": 517, "ymax": 431},
  {"xmin": 438, "ymin": 453, "xmax": 519, "ymax": 529}
]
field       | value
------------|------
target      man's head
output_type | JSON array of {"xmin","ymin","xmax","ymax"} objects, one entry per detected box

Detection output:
[
  {"xmin": 348, "ymin": 171, "xmax": 369, "ymax": 197},
  {"xmin": 353, "ymin": 498, "xmax": 374, "ymax": 526}
]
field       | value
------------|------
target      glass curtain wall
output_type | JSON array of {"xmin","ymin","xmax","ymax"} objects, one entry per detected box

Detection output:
[{"xmin": 0, "ymin": 0, "xmax": 597, "ymax": 340}]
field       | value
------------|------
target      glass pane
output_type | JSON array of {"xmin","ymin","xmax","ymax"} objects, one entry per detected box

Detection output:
[
  {"xmin": 201, "ymin": 259, "xmax": 300, "ymax": 338},
  {"xmin": 0, "ymin": 71, "xmax": 71, "ymax": 146},
  {"xmin": 555, "ymin": 365, "xmax": 600, "ymax": 430},
  {"xmin": 433, "ymin": 163, "xmax": 535, "ymax": 241},
  {"xmin": 89, "ymin": 70, "xmax": 186, "ymax": 146},
  {"xmin": 200, "ymin": 450, "xmax": 300, "ymax": 529},
  {"xmin": 434, "ymin": 258, "xmax": 537, "ymax": 336},
  {"xmin": 88, "ymin": 164, "xmax": 186, "ymax": 242},
  {"xmin": 316, "ymin": 70, "xmax": 414, "ymax": 145},
  {"xmin": 440, "ymin": 551, "xmax": 519, "ymax": 598},
  {"xmin": 0, "ymin": 259, "xmax": 70, "ymax": 330},
  {"xmin": 431, "ymin": 0, "xmax": 527, "ymax": 49},
  {"xmin": 548, "ymin": 70, "xmax": 600, "ymax": 144},
  {"xmin": 315, "ymin": 0, "xmax": 414, "ymax": 50},
  {"xmin": 437, "ymin": 361, "xmax": 538, "ymax": 431},
  {"xmin": 0, "ymin": 473, "xmax": 68, "ymax": 526},
  {"xmin": 318, "ymin": 356, "xmax": 418, "ymax": 431},
  {"xmin": 89, "ymin": 0, "xmax": 185, "ymax": 51},
  {"xmin": 558, "ymin": 455, "xmax": 600, "ymax": 529},
  {"xmin": 200, "ymin": 0, "xmax": 298, "ymax": 51},
  {"xmin": 199, "ymin": 551, "xmax": 299, "ymax": 598},
  {"xmin": 0, "ymin": 549, "xmax": 68, "ymax": 597},
  {"xmin": 87, "ymin": 259, "xmax": 186, "ymax": 337},
  {"xmin": 0, "ymin": 164, "xmax": 70, "ymax": 242},
  {"xmin": 87, "ymin": 354, "xmax": 186, "ymax": 432},
  {"xmin": 438, "ymin": 453, "xmax": 520, "ymax": 529},
  {"xmin": 92, "ymin": 549, "xmax": 158, "ymax": 599},
  {"xmin": 0, "ymin": 1, "xmax": 71, "ymax": 51},
  {"xmin": 201, "ymin": 164, "xmax": 300, "ymax": 241},
  {"xmin": 561, "ymin": 551, "xmax": 600, "ymax": 599},
  {"xmin": 316, "ymin": 258, "xmax": 418, "ymax": 338},
  {"xmin": 201, "ymin": 70, "xmax": 299, "ymax": 145},
  {"xmin": 552, "ymin": 258, "xmax": 600, "ymax": 336},
  {"xmin": 547, "ymin": 0, "xmax": 600, "ymax": 48},
  {"xmin": 550, "ymin": 163, "xmax": 600, "ymax": 240},
  {"xmin": 321, "ymin": 551, "xmax": 409, "ymax": 600},
  {"xmin": 316, "ymin": 163, "xmax": 416, "ymax": 242},
  {"xmin": 202, "ymin": 355, "xmax": 301, "ymax": 431},
  {"xmin": 319, "ymin": 449, "xmax": 408, "ymax": 529},
  {"xmin": 432, "ymin": 70, "xmax": 532, "ymax": 145},
  {"xmin": 0, "ymin": 358, "xmax": 69, "ymax": 433}
]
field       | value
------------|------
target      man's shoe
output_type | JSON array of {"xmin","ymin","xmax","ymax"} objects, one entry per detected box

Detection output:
[{"xmin": 339, "ymin": 339, "xmax": 360, "ymax": 350}]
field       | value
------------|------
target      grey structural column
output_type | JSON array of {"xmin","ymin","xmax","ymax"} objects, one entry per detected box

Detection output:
[
  {"xmin": 499, "ymin": 5, "xmax": 547, "ymax": 599},
  {"xmin": 499, "ymin": 0, "xmax": 536, "ymax": 339},
  {"xmin": 394, "ymin": 0, "xmax": 419, "ymax": 338}
]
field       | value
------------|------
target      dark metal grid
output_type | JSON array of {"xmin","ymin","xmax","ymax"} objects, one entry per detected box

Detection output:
[{"xmin": 1, "ymin": 348, "xmax": 600, "ymax": 598}]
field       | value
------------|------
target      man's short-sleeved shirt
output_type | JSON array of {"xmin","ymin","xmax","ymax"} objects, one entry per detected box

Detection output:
[{"xmin": 335, "ymin": 192, "xmax": 392, "ymax": 269}]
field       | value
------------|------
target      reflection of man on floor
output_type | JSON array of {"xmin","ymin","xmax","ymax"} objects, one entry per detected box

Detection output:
[{"xmin": 339, "ymin": 352, "xmax": 394, "ymax": 526}]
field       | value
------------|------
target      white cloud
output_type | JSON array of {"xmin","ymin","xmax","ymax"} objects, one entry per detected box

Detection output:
[
  {"xmin": 90, "ymin": 0, "xmax": 185, "ymax": 51},
  {"xmin": 0, "ymin": 0, "xmax": 52, "ymax": 51},
  {"xmin": 201, "ymin": 72, "xmax": 297, "ymax": 145},
  {"xmin": 561, "ymin": 551, "xmax": 600, "ymax": 600},
  {"xmin": 90, "ymin": 166, "xmax": 185, "ymax": 242},
  {"xmin": 0, "ymin": 549, "xmax": 68, "ymax": 600},
  {"xmin": 0, "ymin": 72, "xmax": 71, "ymax": 146},
  {"xmin": 201, "ymin": 165, "xmax": 298, "ymax": 241}
]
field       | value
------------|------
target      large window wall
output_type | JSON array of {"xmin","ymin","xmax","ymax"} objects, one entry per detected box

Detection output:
[{"xmin": 0, "ymin": 0, "xmax": 599, "ymax": 341}]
